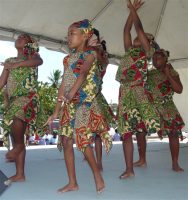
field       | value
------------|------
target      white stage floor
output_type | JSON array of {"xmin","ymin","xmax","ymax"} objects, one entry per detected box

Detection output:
[{"xmin": 0, "ymin": 139, "xmax": 188, "ymax": 200}]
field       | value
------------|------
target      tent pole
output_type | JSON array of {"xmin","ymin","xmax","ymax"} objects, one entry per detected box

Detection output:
[
  {"xmin": 154, "ymin": 0, "xmax": 168, "ymax": 39},
  {"xmin": 91, "ymin": 0, "xmax": 113, "ymax": 22}
]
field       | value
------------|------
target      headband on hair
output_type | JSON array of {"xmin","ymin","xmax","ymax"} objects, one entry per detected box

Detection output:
[
  {"xmin": 70, "ymin": 19, "xmax": 93, "ymax": 38},
  {"xmin": 21, "ymin": 34, "xmax": 39, "ymax": 56}
]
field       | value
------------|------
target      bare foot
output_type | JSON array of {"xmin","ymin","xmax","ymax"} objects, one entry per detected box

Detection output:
[
  {"xmin": 94, "ymin": 174, "xmax": 105, "ymax": 194},
  {"xmin": 119, "ymin": 171, "xmax": 135, "ymax": 179},
  {"xmin": 134, "ymin": 160, "xmax": 147, "ymax": 167},
  {"xmin": 9, "ymin": 174, "xmax": 25, "ymax": 182},
  {"xmin": 6, "ymin": 146, "xmax": 24, "ymax": 160},
  {"xmin": 172, "ymin": 163, "xmax": 184, "ymax": 172},
  {"xmin": 57, "ymin": 183, "xmax": 79, "ymax": 193},
  {"xmin": 4, "ymin": 174, "xmax": 25, "ymax": 185}
]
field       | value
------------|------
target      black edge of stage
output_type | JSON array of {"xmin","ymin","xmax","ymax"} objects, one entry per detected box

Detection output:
[{"xmin": 0, "ymin": 170, "xmax": 9, "ymax": 196}]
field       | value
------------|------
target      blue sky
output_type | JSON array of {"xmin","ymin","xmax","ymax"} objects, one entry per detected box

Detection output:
[{"xmin": 0, "ymin": 41, "xmax": 119, "ymax": 103}]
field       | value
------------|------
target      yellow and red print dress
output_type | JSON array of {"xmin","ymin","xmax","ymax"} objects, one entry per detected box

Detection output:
[
  {"xmin": 2, "ymin": 57, "xmax": 39, "ymax": 135},
  {"xmin": 147, "ymin": 66, "xmax": 185, "ymax": 139},
  {"xmin": 59, "ymin": 49, "xmax": 113, "ymax": 153},
  {"xmin": 116, "ymin": 48, "xmax": 160, "ymax": 140}
]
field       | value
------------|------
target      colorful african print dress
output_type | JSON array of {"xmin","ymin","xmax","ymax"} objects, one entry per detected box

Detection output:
[
  {"xmin": 147, "ymin": 66, "xmax": 185, "ymax": 139},
  {"xmin": 116, "ymin": 48, "xmax": 160, "ymax": 140},
  {"xmin": 58, "ymin": 49, "xmax": 112, "ymax": 153},
  {"xmin": 2, "ymin": 57, "xmax": 39, "ymax": 136}
]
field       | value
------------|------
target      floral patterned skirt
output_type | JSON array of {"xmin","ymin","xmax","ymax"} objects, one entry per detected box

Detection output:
[
  {"xmin": 2, "ymin": 93, "xmax": 39, "ymax": 136},
  {"xmin": 117, "ymin": 84, "xmax": 160, "ymax": 140},
  {"xmin": 58, "ymin": 93, "xmax": 113, "ymax": 153},
  {"xmin": 154, "ymin": 100, "xmax": 185, "ymax": 139}
]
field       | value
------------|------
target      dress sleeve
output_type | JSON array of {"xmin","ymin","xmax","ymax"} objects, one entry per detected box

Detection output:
[{"xmin": 83, "ymin": 49, "xmax": 97, "ymax": 60}]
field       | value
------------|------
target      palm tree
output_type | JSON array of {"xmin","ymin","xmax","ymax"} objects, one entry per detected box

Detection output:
[{"xmin": 48, "ymin": 69, "xmax": 62, "ymax": 88}]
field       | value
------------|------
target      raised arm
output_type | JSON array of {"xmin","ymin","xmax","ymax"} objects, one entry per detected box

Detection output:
[
  {"xmin": 124, "ymin": 0, "xmax": 144, "ymax": 51},
  {"xmin": 124, "ymin": 12, "xmax": 133, "ymax": 51},
  {"xmin": 127, "ymin": 0, "xmax": 150, "ymax": 52}
]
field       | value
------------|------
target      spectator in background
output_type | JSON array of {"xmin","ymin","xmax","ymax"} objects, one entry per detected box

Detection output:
[
  {"xmin": 42, "ymin": 130, "xmax": 52, "ymax": 145},
  {"xmin": 29, "ymin": 134, "xmax": 35, "ymax": 144},
  {"xmin": 113, "ymin": 129, "xmax": 120, "ymax": 141},
  {"xmin": 50, "ymin": 131, "xmax": 58, "ymax": 145}
]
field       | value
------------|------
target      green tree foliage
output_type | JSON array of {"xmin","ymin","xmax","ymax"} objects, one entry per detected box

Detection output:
[
  {"xmin": 0, "ymin": 91, "xmax": 4, "ymax": 115},
  {"xmin": 0, "ymin": 90, "xmax": 8, "ymax": 116},
  {"xmin": 36, "ymin": 81, "xmax": 58, "ymax": 129},
  {"xmin": 48, "ymin": 69, "xmax": 62, "ymax": 89}
]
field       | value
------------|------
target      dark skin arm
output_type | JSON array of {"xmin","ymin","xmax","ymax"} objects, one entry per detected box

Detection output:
[
  {"xmin": 164, "ymin": 64, "xmax": 183, "ymax": 94},
  {"xmin": 54, "ymin": 79, "xmax": 65, "ymax": 116},
  {"xmin": 124, "ymin": 0, "xmax": 144, "ymax": 51},
  {"xmin": 65, "ymin": 54, "xmax": 95, "ymax": 102},
  {"xmin": 127, "ymin": 0, "xmax": 150, "ymax": 52},
  {"xmin": 1, "ymin": 53, "xmax": 43, "ymax": 69},
  {"xmin": 124, "ymin": 12, "xmax": 133, "ymax": 51},
  {"xmin": 45, "ymin": 54, "xmax": 95, "ymax": 125},
  {"xmin": 0, "ymin": 68, "xmax": 9, "ymax": 90},
  {"xmin": 44, "ymin": 75, "xmax": 65, "ymax": 126}
]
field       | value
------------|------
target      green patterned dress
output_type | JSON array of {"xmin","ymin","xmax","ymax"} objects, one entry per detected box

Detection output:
[
  {"xmin": 58, "ymin": 49, "xmax": 113, "ymax": 153},
  {"xmin": 147, "ymin": 67, "xmax": 185, "ymax": 139},
  {"xmin": 116, "ymin": 48, "xmax": 160, "ymax": 140},
  {"xmin": 2, "ymin": 57, "xmax": 39, "ymax": 136}
]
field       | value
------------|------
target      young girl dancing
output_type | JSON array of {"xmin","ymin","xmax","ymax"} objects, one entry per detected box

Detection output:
[{"xmin": 46, "ymin": 19, "xmax": 112, "ymax": 193}]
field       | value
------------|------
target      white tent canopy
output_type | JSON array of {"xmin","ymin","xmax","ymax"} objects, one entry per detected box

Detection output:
[{"xmin": 0, "ymin": 0, "xmax": 188, "ymax": 130}]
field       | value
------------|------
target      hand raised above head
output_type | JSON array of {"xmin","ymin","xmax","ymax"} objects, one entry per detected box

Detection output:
[
  {"xmin": 126, "ymin": 0, "xmax": 144, "ymax": 10},
  {"xmin": 133, "ymin": 0, "xmax": 144, "ymax": 11},
  {"xmin": 126, "ymin": 0, "xmax": 133, "ymax": 9}
]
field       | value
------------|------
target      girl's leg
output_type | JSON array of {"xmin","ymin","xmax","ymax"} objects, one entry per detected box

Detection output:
[
  {"xmin": 8, "ymin": 148, "xmax": 26, "ymax": 182},
  {"xmin": 134, "ymin": 132, "xmax": 147, "ymax": 167},
  {"xmin": 6, "ymin": 118, "xmax": 26, "ymax": 160},
  {"xmin": 95, "ymin": 135, "xmax": 103, "ymax": 171},
  {"xmin": 58, "ymin": 136, "xmax": 79, "ymax": 193},
  {"xmin": 6, "ymin": 118, "xmax": 27, "ymax": 182},
  {"xmin": 168, "ymin": 134, "xmax": 184, "ymax": 172},
  {"xmin": 120, "ymin": 135, "xmax": 135, "ymax": 179},
  {"xmin": 84, "ymin": 146, "xmax": 105, "ymax": 193}
]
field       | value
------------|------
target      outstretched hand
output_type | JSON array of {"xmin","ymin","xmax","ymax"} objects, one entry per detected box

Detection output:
[
  {"xmin": 126, "ymin": 0, "xmax": 133, "ymax": 9},
  {"xmin": 133, "ymin": 0, "xmax": 144, "ymax": 10},
  {"xmin": 126, "ymin": 0, "xmax": 144, "ymax": 10}
]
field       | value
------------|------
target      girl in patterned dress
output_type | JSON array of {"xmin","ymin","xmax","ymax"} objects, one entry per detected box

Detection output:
[
  {"xmin": 0, "ymin": 34, "xmax": 43, "ymax": 184},
  {"xmin": 116, "ymin": 0, "xmax": 160, "ymax": 179},
  {"xmin": 147, "ymin": 49, "xmax": 184, "ymax": 172},
  {"xmin": 46, "ymin": 19, "xmax": 112, "ymax": 193}
]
